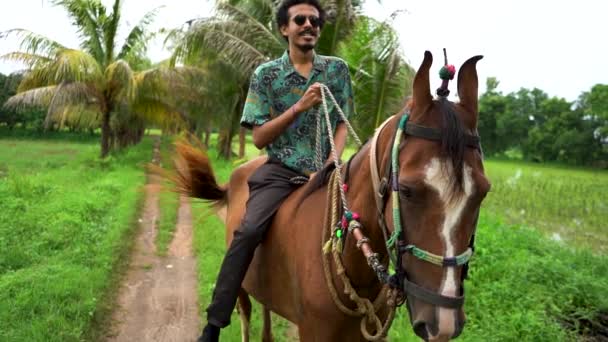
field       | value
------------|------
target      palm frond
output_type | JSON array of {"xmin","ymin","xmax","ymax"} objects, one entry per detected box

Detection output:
[
  {"xmin": 3, "ymin": 85, "xmax": 57, "ymax": 110},
  {"xmin": 221, "ymin": 0, "xmax": 276, "ymax": 26},
  {"xmin": 53, "ymin": 0, "xmax": 107, "ymax": 65},
  {"xmin": 131, "ymin": 91, "xmax": 189, "ymax": 131},
  {"xmin": 15, "ymin": 50, "xmax": 104, "ymax": 93},
  {"xmin": 104, "ymin": 0, "xmax": 122, "ymax": 65},
  {"xmin": 117, "ymin": 6, "xmax": 161, "ymax": 61},
  {"xmin": 1, "ymin": 52, "xmax": 53, "ymax": 69},
  {"xmin": 339, "ymin": 16, "xmax": 414, "ymax": 138},
  {"xmin": 65, "ymin": 104, "xmax": 102, "ymax": 129},
  {"xmin": 162, "ymin": 26, "xmax": 187, "ymax": 67},
  {"xmin": 48, "ymin": 49, "xmax": 104, "ymax": 85},
  {"xmin": 3, "ymin": 81, "xmax": 99, "ymax": 128},
  {"xmin": 135, "ymin": 66, "xmax": 207, "ymax": 109},
  {"xmin": 105, "ymin": 59, "xmax": 136, "ymax": 103},
  {"xmin": 216, "ymin": 2, "xmax": 283, "ymax": 49},
  {"xmin": 51, "ymin": 103, "xmax": 101, "ymax": 129},
  {"xmin": 1, "ymin": 29, "xmax": 66, "ymax": 58},
  {"xmin": 46, "ymin": 82, "xmax": 101, "ymax": 128},
  {"xmin": 317, "ymin": 0, "xmax": 356, "ymax": 55},
  {"xmin": 173, "ymin": 18, "xmax": 272, "ymax": 76},
  {"xmin": 17, "ymin": 69, "xmax": 50, "ymax": 92}
]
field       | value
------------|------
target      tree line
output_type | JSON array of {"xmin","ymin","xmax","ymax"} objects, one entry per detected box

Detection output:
[{"xmin": 478, "ymin": 78, "xmax": 607, "ymax": 167}]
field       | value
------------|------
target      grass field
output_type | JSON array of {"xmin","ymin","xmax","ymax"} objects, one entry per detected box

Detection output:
[
  {"xmin": 483, "ymin": 159, "xmax": 608, "ymax": 253},
  {"xmin": 0, "ymin": 129, "xmax": 153, "ymax": 341},
  {"xmin": 188, "ymin": 145, "xmax": 608, "ymax": 341}
]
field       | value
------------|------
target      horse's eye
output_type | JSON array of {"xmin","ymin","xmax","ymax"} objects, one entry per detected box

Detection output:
[{"xmin": 399, "ymin": 185, "xmax": 413, "ymax": 199}]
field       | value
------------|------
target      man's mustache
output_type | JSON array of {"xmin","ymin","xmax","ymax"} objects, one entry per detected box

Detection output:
[{"xmin": 298, "ymin": 28, "xmax": 317, "ymax": 37}]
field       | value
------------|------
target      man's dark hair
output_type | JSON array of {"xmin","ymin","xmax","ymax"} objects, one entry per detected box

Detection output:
[{"xmin": 276, "ymin": 0, "xmax": 326, "ymax": 34}]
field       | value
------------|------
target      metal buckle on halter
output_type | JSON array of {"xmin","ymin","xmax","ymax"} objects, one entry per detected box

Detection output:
[{"xmin": 378, "ymin": 177, "xmax": 388, "ymax": 198}]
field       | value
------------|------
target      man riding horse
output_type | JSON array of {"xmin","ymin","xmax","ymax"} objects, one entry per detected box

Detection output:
[{"xmin": 199, "ymin": 0, "xmax": 353, "ymax": 340}]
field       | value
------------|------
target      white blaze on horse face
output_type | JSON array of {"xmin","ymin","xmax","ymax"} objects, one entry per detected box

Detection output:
[{"xmin": 424, "ymin": 158, "xmax": 474, "ymax": 337}]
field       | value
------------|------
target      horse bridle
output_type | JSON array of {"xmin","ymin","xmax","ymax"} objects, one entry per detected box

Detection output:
[{"xmin": 368, "ymin": 112, "xmax": 482, "ymax": 309}]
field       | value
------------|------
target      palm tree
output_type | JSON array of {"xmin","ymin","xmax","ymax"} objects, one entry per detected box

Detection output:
[
  {"xmin": 2, "ymin": 0, "xmax": 160, "ymax": 157},
  {"xmin": 133, "ymin": 63, "xmax": 211, "ymax": 137},
  {"xmin": 338, "ymin": 15, "xmax": 415, "ymax": 139}
]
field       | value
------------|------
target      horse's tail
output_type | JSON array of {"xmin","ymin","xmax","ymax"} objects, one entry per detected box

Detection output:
[{"xmin": 153, "ymin": 139, "xmax": 227, "ymax": 207}]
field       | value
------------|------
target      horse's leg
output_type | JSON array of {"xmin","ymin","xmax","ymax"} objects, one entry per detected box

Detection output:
[
  {"xmin": 237, "ymin": 288, "xmax": 252, "ymax": 342},
  {"xmin": 262, "ymin": 306, "xmax": 273, "ymax": 342}
]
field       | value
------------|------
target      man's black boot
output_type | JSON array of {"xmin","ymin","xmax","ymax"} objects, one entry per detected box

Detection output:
[{"xmin": 197, "ymin": 323, "xmax": 220, "ymax": 342}]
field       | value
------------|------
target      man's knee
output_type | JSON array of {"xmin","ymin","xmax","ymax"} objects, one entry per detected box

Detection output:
[{"xmin": 234, "ymin": 221, "xmax": 267, "ymax": 244}]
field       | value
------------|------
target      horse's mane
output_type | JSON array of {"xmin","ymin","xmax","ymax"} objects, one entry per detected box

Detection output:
[{"xmin": 435, "ymin": 97, "xmax": 467, "ymax": 202}]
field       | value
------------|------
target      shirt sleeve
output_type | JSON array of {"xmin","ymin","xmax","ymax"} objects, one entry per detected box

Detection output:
[
  {"xmin": 240, "ymin": 66, "xmax": 271, "ymax": 129},
  {"xmin": 336, "ymin": 60, "xmax": 355, "ymax": 124}
]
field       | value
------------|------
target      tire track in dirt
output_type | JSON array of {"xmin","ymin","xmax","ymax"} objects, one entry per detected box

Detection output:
[{"xmin": 106, "ymin": 139, "xmax": 200, "ymax": 342}]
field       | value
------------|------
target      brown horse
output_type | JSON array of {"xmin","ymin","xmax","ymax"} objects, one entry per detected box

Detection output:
[{"xmin": 169, "ymin": 50, "xmax": 490, "ymax": 341}]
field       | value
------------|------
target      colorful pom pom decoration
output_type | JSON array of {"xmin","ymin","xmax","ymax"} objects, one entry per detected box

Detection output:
[{"xmin": 439, "ymin": 64, "xmax": 456, "ymax": 80}]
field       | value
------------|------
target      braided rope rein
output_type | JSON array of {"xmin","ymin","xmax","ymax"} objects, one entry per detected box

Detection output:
[
  {"xmin": 313, "ymin": 84, "xmax": 397, "ymax": 340},
  {"xmin": 321, "ymin": 170, "xmax": 397, "ymax": 341},
  {"xmin": 314, "ymin": 84, "xmax": 362, "ymax": 212}
]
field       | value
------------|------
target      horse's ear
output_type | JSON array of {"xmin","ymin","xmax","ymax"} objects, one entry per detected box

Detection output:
[
  {"xmin": 457, "ymin": 55, "xmax": 483, "ymax": 116},
  {"xmin": 412, "ymin": 51, "xmax": 433, "ymax": 112}
]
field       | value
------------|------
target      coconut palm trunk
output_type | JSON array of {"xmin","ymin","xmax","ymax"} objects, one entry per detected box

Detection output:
[{"xmin": 101, "ymin": 109, "xmax": 112, "ymax": 157}]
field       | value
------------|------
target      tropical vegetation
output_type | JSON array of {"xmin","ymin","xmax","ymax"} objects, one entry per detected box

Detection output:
[{"xmin": 1, "ymin": 0, "xmax": 173, "ymax": 157}]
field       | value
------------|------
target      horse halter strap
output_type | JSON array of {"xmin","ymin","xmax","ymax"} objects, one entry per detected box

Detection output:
[{"xmin": 369, "ymin": 113, "xmax": 480, "ymax": 309}]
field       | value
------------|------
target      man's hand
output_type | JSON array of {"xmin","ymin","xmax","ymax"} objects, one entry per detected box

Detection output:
[
  {"xmin": 294, "ymin": 82, "xmax": 323, "ymax": 113},
  {"xmin": 251, "ymin": 83, "xmax": 324, "ymax": 149}
]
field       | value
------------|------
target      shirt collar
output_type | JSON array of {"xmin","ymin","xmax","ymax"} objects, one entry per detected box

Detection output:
[{"xmin": 282, "ymin": 50, "xmax": 325, "ymax": 76}]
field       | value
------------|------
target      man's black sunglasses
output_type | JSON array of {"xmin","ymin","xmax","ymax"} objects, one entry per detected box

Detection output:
[{"xmin": 292, "ymin": 15, "xmax": 321, "ymax": 28}]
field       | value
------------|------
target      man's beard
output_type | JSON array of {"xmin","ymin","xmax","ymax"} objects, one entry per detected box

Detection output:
[
  {"xmin": 294, "ymin": 28, "xmax": 317, "ymax": 52},
  {"xmin": 295, "ymin": 42, "xmax": 315, "ymax": 52}
]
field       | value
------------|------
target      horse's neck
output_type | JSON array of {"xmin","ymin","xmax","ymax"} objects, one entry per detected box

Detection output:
[{"xmin": 338, "ymin": 142, "xmax": 390, "ymax": 291}]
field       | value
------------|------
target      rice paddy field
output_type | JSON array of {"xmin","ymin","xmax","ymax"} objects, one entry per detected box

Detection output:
[{"xmin": 483, "ymin": 159, "xmax": 607, "ymax": 253}]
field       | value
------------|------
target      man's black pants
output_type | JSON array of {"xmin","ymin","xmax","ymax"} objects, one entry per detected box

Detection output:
[{"xmin": 206, "ymin": 160, "xmax": 308, "ymax": 328}]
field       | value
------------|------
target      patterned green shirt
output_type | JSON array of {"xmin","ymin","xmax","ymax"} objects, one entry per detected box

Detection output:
[{"xmin": 241, "ymin": 50, "xmax": 354, "ymax": 175}]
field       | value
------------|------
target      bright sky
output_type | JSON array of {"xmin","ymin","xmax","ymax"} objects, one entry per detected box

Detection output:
[{"xmin": 0, "ymin": 0, "xmax": 606, "ymax": 101}]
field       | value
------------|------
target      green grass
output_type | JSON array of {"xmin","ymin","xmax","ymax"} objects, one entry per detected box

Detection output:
[
  {"xmin": 190, "ymin": 147, "xmax": 607, "ymax": 341},
  {"xmin": 0, "ymin": 130, "xmax": 152, "ymax": 341},
  {"xmin": 483, "ymin": 159, "xmax": 608, "ymax": 253},
  {"xmin": 155, "ymin": 135, "xmax": 180, "ymax": 256}
]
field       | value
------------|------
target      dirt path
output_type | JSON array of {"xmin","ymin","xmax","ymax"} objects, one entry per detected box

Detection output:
[{"xmin": 106, "ymin": 141, "xmax": 200, "ymax": 342}]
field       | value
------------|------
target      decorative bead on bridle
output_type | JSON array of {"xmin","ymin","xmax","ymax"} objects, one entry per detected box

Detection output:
[{"xmin": 436, "ymin": 48, "xmax": 456, "ymax": 98}]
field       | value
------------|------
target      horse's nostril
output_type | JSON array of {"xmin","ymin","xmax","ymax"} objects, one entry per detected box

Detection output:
[{"xmin": 413, "ymin": 321, "xmax": 429, "ymax": 340}]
